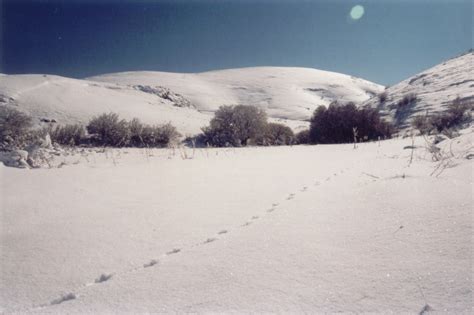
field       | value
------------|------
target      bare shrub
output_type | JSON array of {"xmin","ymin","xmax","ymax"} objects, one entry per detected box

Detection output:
[
  {"xmin": 143, "ymin": 123, "xmax": 180, "ymax": 147},
  {"xmin": 430, "ymin": 97, "xmax": 472, "ymax": 132},
  {"xmin": 397, "ymin": 93, "xmax": 417, "ymax": 108},
  {"xmin": 128, "ymin": 118, "xmax": 180, "ymax": 148},
  {"xmin": 50, "ymin": 124, "xmax": 86, "ymax": 146},
  {"xmin": 86, "ymin": 113, "xmax": 130, "ymax": 147},
  {"xmin": 413, "ymin": 97, "xmax": 472, "ymax": 134},
  {"xmin": 255, "ymin": 123, "xmax": 295, "ymax": 146},
  {"xmin": 0, "ymin": 107, "xmax": 33, "ymax": 147},
  {"xmin": 129, "ymin": 118, "xmax": 145, "ymax": 146}
]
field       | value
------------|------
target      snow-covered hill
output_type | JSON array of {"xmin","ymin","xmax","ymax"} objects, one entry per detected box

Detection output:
[
  {"xmin": 0, "ymin": 67, "xmax": 383, "ymax": 136},
  {"xmin": 2, "ymin": 53, "xmax": 471, "ymax": 137},
  {"xmin": 0, "ymin": 74, "xmax": 209, "ymax": 135},
  {"xmin": 363, "ymin": 52, "xmax": 473, "ymax": 130},
  {"xmin": 89, "ymin": 67, "xmax": 383, "ymax": 122}
]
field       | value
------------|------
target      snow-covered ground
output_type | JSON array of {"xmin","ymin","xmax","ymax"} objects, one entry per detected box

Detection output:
[
  {"xmin": 0, "ymin": 67, "xmax": 383, "ymax": 136},
  {"xmin": 1, "ymin": 130, "xmax": 472, "ymax": 313},
  {"xmin": 363, "ymin": 52, "xmax": 473, "ymax": 130}
]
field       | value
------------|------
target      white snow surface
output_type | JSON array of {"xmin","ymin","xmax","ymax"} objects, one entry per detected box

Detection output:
[
  {"xmin": 1, "ymin": 131, "xmax": 472, "ymax": 313},
  {"xmin": 89, "ymin": 67, "xmax": 383, "ymax": 122},
  {"xmin": 363, "ymin": 52, "xmax": 474, "ymax": 130}
]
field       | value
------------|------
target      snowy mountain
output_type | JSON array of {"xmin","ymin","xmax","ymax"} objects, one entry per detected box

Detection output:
[
  {"xmin": 362, "ymin": 52, "xmax": 473, "ymax": 130},
  {"xmin": 0, "ymin": 68, "xmax": 383, "ymax": 136},
  {"xmin": 88, "ymin": 67, "xmax": 383, "ymax": 122}
]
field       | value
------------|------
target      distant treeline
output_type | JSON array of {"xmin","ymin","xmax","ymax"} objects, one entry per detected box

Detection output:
[{"xmin": 1, "ymin": 95, "xmax": 471, "ymax": 150}]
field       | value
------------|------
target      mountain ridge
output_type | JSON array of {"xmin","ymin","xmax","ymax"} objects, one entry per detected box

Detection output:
[{"xmin": 0, "ymin": 66, "xmax": 384, "ymax": 135}]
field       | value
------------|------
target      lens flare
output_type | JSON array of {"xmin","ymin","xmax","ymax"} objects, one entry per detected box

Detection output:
[{"xmin": 350, "ymin": 5, "xmax": 365, "ymax": 20}]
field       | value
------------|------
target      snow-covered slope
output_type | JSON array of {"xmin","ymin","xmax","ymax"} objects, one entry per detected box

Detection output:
[
  {"xmin": 0, "ymin": 67, "xmax": 383, "ymax": 135},
  {"xmin": 0, "ymin": 74, "xmax": 209, "ymax": 135},
  {"xmin": 363, "ymin": 52, "xmax": 473, "ymax": 130},
  {"xmin": 89, "ymin": 67, "xmax": 384, "ymax": 122},
  {"xmin": 1, "ymin": 131, "xmax": 472, "ymax": 313}
]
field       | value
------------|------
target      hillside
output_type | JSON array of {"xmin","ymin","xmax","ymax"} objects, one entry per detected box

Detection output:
[
  {"xmin": 0, "ymin": 74, "xmax": 209, "ymax": 135},
  {"xmin": 89, "ymin": 67, "xmax": 383, "ymax": 123},
  {"xmin": 0, "ymin": 68, "xmax": 383, "ymax": 136},
  {"xmin": 362, "ymin": 52, "xmax": 473, "ymax": 130}
]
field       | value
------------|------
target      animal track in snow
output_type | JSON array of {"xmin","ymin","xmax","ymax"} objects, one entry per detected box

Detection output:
[
  {"xmin": 166, "ymin": 248, "xmax": 181, "ymax": 255},
  {"xmin": 203, "ymin": 237, "xmax": 217, "ymax": 244},
  {"xmin": 50, "ymin": 293, "xmax": 76, "ymax": 305},
  {"xmin": 143, "ymin": 259, "xmax": 159, "ymax": 268},
  {"xmin": 33, "ymin": 182, "xmax": 330, "ymax": 313},
  {"xmin": 95, "ymin": 273, "xmax": 113, "ymax": 283}
]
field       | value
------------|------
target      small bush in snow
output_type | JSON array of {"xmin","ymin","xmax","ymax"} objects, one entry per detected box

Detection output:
[
  {"xmin": 87, "ymin": 113, "xmax": 130, "ymax": 147},
  {"xmin": 139, "ymin": 123, "xmax": 180, "ymax": 147},
  {"xmin": 50, "ymin": 124, "xmax": 86, "ymax": 146},
  {"xmin": 129, "ymin": 118, "xmax": 145, "ymax": 146},
  {"xmin": 129, "ymin": 118, "xmax": 180, "ymax": 147},
  {"xmin": 430, "ymin": 97, "xmax": 472, "ymax": 132},
  {"xmin": 396, "ymin": 93, "xmax": 417, "ymax": 108},
  {"xmin": 255, "ymin": 123, "xmax": 295, "ymax": 146},
  {"xmin": 412, "ymin": 97, "xmax": 472, "ymax": 134},
  {"xmin": 0, "ymin": 107, "xmax": 33, "ymax": 148},
  {"xmin": 378, "ymin": 91, "xmax": 388, "ymax": 103},
  {"xmin": 202, "ymin": 105, "xmax": 267, "ymax": 147}
]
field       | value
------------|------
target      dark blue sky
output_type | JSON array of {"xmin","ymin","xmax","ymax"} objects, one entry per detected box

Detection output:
[{"xmin": 1, "ymin": 0, "xmax": 471, "ymax": 85}]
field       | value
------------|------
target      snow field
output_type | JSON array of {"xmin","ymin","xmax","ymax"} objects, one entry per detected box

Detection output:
[{"xmin": 1, "ymin": 132, "xmax": 472, "ymax": 313}]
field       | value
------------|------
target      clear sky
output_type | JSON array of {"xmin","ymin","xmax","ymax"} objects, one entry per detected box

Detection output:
[{"xmin": 1, "ymin": 0, "xmax": 472, "ymax": 85}]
